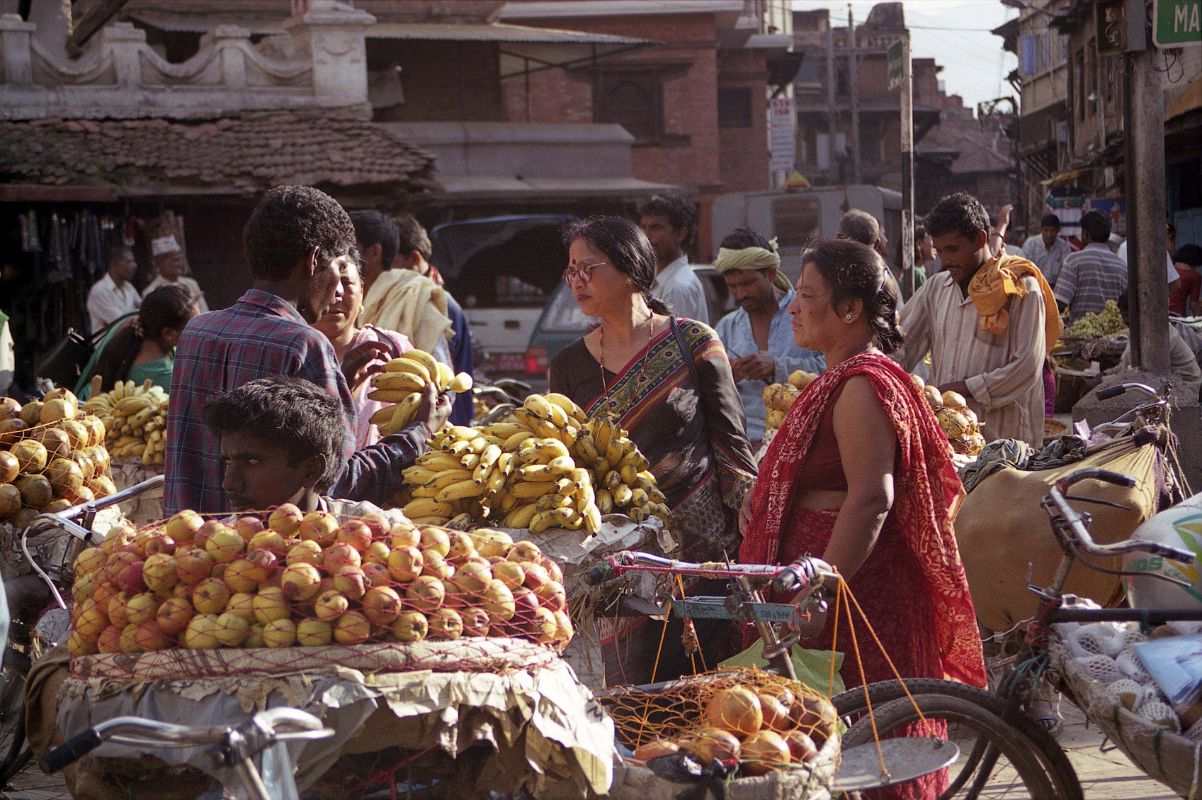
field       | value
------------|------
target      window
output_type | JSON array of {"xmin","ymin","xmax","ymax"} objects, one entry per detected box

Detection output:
[
  {"xmin": 860, "ymin": 118, "xmax": 884, "ymax": 164},
  {"xmin": 1086, "ymin": 38, "xmax": 1097, "ymax": 117},
  {"xmin": 596, "ymin": 72, "xmax": 660, "ymax": 143},
  {"xmin": 1075, "ymin": 49, "xmax": 1086, "ymax": 121},
  {"xmin": 718, "ymin": 87, "xmax": 753, "ymax": 128}
]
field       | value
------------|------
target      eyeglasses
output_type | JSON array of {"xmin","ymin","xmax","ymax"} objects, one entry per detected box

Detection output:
[{"xmin": 563, "ymin": 259, "xmax": 607, "ymax": 285}]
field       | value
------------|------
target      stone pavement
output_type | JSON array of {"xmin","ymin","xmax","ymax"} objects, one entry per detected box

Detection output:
[{"xmin": 1059, "ymin": 703, "xmax": 1179, "ymax": 800}]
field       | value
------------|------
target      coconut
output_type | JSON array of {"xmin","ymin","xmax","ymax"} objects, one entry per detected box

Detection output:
[
  {"xmin": 936, "ymin": 407, "xmax": 971, "ymax": 439},
  {"xmin": 11, "ymin": 439, "xmax": 48, "ymax": 474},
  {"xmin": 45, "ymin": 457, "xmax": 85, "ymax": 497},
  {"xmin": 705, "ymin": 686, "xmax": 763, "ymax": 737},
  {"xmin": 739, "ymin": 730, "xmax": 791, "ymax": 775},
  {"xmin": 15, "ymin": 474, "xmax": 53, "ymax": 509},
  {"xmin": 941, "ymin": 390, "xmax": 968, "ymax": 410},
  {"xmin": 0, "ymin": 418, "xmax": 28, "ymax": 445},
  {"xmin": 82, "ymin": 416, "xmax": 106, "ymax": 447},
  {"xmin": 59, "ymin": 419, "xmax": 89, "ymax": 450},
  {"xmin": 18, "ymin": 401, "xmax": 42, "ymax": 427},
  {"xmin": 922, "ymin": 384, "xmax": 943, "ymax": 410},
  {"xmin": 0, "ymin": 451, "xmax": 18, "ymax": 484},
  {"xmin": 0, "ymin": 397, "xmax": 20, "ymax": 419},
  {"xmin": 36, "ymin": 427, "xmax": 73, "ymax": 460},
  {"xmin": 39, "ymin": 397, "xmax": 76, "ymax": 424},
  {"xmin": 0, "ymin": 483, "xmax": 20, "ymax": 517}
]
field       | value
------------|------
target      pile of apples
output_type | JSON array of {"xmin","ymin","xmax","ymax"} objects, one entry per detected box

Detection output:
[
  {"xmin": 629, "ymin": 684, "xmax": 836, "ymax": 777},
  {"xmin": 67, "ymin": 505, "xmax": 574, "ymax": 657}
]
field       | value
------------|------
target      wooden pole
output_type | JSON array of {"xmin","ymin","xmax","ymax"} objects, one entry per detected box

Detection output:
[{"xmin": 900, "ymin": 36, "xmax": 915, "ymax": 298}]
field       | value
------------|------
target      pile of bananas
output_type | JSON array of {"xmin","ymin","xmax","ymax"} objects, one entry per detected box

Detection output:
[
  {"xmin": 761, "ymin": 370, "xmax": 818, "ymax": 433},
  {"xmin": 368, "ymin": 348, "xmax": 473, "ymax": 435},
  {"xmin": 1062, "ymin": 300, "xmax": 1126, "ymax": 339},
  {"xmin": 913, "ymin": 375, "xmax": 986, "ymax": 457},
  {"xmin": 82, "ymin": 378, "xmax": 169, "ymax": 464},
  {"xmin": 396, "ymin": 393, "xmax": 668, "ymax": 534}
]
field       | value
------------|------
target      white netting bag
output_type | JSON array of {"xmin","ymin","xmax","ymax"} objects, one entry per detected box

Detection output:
[
  {"xmin": 1184, "ymin": 717, "xmax": 1202, "ymax": 743},
  {"xmin": 1136, "ymin": 697, "xmax": 1182, "ymax": 732},
  {"xmin": 1109, "ymin": 626, "xmax": 1147, "ymax": 655},
  {"xmin": 1075, "ymin": 654, "xmax": 1124, "ymax": 684},
  {"xmin": 1167, "ymin": 621, "xmax": 1202, "ymax": 637},
  {"xmin": 1116, "ymin": 650, "xmax": 1152, "ymax": 684},
  {"xmin": 1106, "ymin": 678, "xmax": 1147, "ymax": 711}
]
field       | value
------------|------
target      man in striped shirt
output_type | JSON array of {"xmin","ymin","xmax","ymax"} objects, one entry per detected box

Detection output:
[
  {"xmin": 900, "ymin": 193, "xmax": 1046, "ymax": 446},
  {"xmin": 1054, "ymin": 211, "xmax": 1127, "ymax": 323}
]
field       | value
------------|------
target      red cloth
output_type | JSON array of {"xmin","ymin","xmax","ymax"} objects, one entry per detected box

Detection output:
[
  {"xmin": 1169, "ymin": 265, "xmax": 1200, "ymax": 315},
  {"xmin": 741, "ymin": 353, "xmax": 986, "ymax": 689},
  {"xmin": 792, "ymin": 390, "xmax": 849, "ymax": 492}
]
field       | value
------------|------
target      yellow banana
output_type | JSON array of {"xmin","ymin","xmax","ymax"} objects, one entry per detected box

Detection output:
[
  {"xmin": 603, "ymin": 470, "xmax": 622, "ymax": 489},
  {"xmin": 507, "ymin": 481, "xmax": 549, "ymax": 499},
  {"xmin": 503, "ymin": 430, "xmax": 536, "ymax": 450},
  {"xmin": 582, "ymin": 504, "xmax": 602, "ymax": 535},
  {"xmin": 573, "ymin": 432, "xmax": 599, "ymax": 464},
  {"xmin": 484, "ymin": 422, "xmax": 526, "ymax": 440},
  {"xmin": 389, "ymin": 392, "xmax": 424, "ymax": 429},
  {"xmin": 460, "ymin": 453, "xmax": 481, "ymax": 471},
  {"xmin": 398, "ymin": 349, "xmax": 439, "ymax": 381},
  {"xmin": 436, "ymin": 479, "xmax": 485, "ymax": 504},
  {"xmin": 416, "ymin": 452, "xmax": 465, "ymax": 472},
  {"xmin": 371, "ymin": 372, "xmax": 427, "ymax": 393},
  {"xmin": 612, "ymin": 483, "xmax": 633, "ymax": 507},
  {"xmin": 544, "ymin": 402, "xmax": 569, "ymax": 429},
  {"xmin": 409, "ymin": 515, "xmax": 451, "ymax": 526},
  {"xmin": 504, "ymin": 503, "xmax": 540, "ymax": 529},
  {"xmin": 383, "ymin": 357, "xmax": 431, "ymax": 382},
  {"xmin": 368, "ymin": 388, "xmax": 423, "ymax": 404},
  {"xmin": 435, "ymin": 361, "xmax": 455, "ymax": 391},
  {"xmin": 530, "ymin": 507, "xmax": 579, "ymax": 534},
  {"xmin": 544, "ymin": 392, "xmax": 585, "ymax": 423},
  {"xmin": 403, "ymin": 498, "xmax": 456, "ymax": 518},
  {"xmin": 474, "ymin": 444, "xmax": 502, "ymax": 483},
  {"xmin": 536, "ymin": 492, "xmax": 573, "ymax": 512},
  {"xmin": 523, "ymin": 394, "xmax": 555, "ymax": 420},
  {"xmin": 496, "ymin": 452, "xmax": 514, "ymax": 477},
  {"xmin": 630, "ymin": 488, "xmax": 649, "ymax": 507},
  {"xmin": 449, "ymin": 372, "xmax": 473, "ymax": 393}
]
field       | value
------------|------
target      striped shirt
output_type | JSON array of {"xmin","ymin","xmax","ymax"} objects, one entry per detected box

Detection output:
[
  {"xmin": 1054, "ymin": 244, "xmax": 1128, "ymax": 322},
  {"xmin": 900, "ymin": 272, "xmax": 1046, "ymax": 447},
  {"xmin": 1020, "ymin": 235, "xmax": 1074, "ymax": 287},
  {"xmin": 165, "ymin": 290, "xmax": 427, "ymax": 514}
]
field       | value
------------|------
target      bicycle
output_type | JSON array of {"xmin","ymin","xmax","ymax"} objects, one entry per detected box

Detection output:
[
  {"xmin": 38, "ymin": 706, "xmax": 333, "ymax": 800},
  {"xmin": 832, "ymin": 464, "xmax": 1202, "ymax": 799},
  {"xmin": 584, "ymin": 552, "xmax": 1057, "ymax": 795},
  {"xmin": 0, "ymin": 475, "xmax": 164, "ymax": 797}
]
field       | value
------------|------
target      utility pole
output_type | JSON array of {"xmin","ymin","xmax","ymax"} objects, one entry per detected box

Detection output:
[
  {"xmin": 1123, "ymin": 0, "xmax": 1168, "ymax": 372},
  {"xmin": 899, "ymin": 36, "xmax": 915, "ymax": 298},
  {"xmin": 826, "ymin": 20, "xmax": 837, "ymax": 174},
  {"xmin": 848, "ymin": 4, "xmax": 861, "ymax": 184}
]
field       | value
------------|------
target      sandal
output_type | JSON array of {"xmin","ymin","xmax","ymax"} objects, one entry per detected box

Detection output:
[{"xmin": 1027, "ymin": 697, "xmax": 1064, "ymax": 735}]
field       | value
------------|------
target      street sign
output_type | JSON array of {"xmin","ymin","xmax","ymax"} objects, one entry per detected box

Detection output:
[
  {"xmin": 768, "ymin": 96, "xmax": 795, "ymax": 173},
  {"xmin": 1154, "ymin": 0, "xmax": 1202, "ymax": 47},
  {"xmin": 887, "ymin": 39, "xmax": 904, "ymax": 90}
]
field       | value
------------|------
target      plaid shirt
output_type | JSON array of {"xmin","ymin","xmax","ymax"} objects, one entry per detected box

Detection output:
[
  {"xmin": 165, "ymin": 289, "xmax": 427, "ymax": 514},
  {"xmin": 1053, "ymin": 244, "xmax": 1128, "ymax": 323}
]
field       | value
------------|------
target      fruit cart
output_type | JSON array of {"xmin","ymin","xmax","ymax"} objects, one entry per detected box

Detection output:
[{"xmin": 51, "ymin": 510, "xmax": 615, "ymax": 798}]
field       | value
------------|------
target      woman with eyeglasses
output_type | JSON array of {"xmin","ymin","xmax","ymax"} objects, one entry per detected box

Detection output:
[{"xmin": 549, "ymin": 216, "xmax": 757, "ymax": 684}]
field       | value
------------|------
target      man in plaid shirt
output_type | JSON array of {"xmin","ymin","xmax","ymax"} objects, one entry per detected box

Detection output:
[{"xmin": 165, "ymin": 186, "xmax": 449, "ymax": 514}]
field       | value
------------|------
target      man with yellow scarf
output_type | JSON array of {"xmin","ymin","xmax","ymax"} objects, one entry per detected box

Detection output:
[{"xmin": 899, "ymin": 193, "xmax": 1062, "ymax": 447}]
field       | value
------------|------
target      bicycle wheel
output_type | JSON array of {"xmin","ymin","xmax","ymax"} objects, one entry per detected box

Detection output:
[
  {"xmin": 834, "ymin": 678, "xmax": 1081, "ymax": 800},
  {"xmin": 0, "ymin": 651, "xmax": 69, "ymax": 799},
  {"xmin": 843, "ymin": 692, "xmax": 1055, "ymax": 799}
]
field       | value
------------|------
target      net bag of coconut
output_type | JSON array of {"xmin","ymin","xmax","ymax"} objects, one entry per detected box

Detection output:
[
  {"xmin": 598, "ymin": 667, "xmax": 840, "ymax": 800},
  {"xmin": 55, "ymin": 509, "xmax": 613, "ymax": 798}
]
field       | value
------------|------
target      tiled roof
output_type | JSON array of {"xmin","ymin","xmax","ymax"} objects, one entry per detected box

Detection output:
[{"xmin": 0, "ymin": 111, "xmax": 442, "ymax": 198}]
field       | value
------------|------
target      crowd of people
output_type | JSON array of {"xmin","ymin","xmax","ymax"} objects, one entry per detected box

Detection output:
[{"xmin": 21, "ymin": 181, "xmax": 1201, "ymax": 799}]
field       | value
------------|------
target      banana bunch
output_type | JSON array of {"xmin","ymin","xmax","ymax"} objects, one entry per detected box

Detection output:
[
  {"xmin": 911, "ymin": 374, "xmax": 986, "ymax": 457},
  {"xmin": 395, "ymin": 393, "xmax": 668, "ymax": 534},
  {"xmin": 367, "ymin": 348, "xmax": 472, "ymax": 436},
  {"xmin": 760, "ymin": 370, "xmax": 816, "ymax": 432},
  {"xmin": 82, "ymin": 378, "xmax": 170, "ymax": 464}
]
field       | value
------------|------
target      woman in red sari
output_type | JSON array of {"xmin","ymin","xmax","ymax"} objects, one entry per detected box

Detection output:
[{"xmin": 739, "ymin": 239, "xmax": 986, "ymax": 799}]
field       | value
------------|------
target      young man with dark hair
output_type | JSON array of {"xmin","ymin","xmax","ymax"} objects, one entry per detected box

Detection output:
[
  {"xmin": 166, "ymin": 185, "xmax": 448, "ymax": 514},
  {"xmin": 1021, "ymin": 213, "xmax": 1073, "ymax": 287},
  {"xmin": 86, "ymin": 243, "xmax": 141, "ymax": 334},
  {"xmin": 1054, "ymin": 210, "xmax": 1128, "ymax": 323},
  {"xmin": 348, "ymin": 210, "xmax": 400, "ymax": 289},
  {"xmin": 712, "ymin": 227, "xmax": 824, "ymax": 444},
  {"xmin": 900, "ymin": 192, "xmax": 1055, "ymax": 446},
  {"xmin": 203, "ymin": 376, "xmax": 390, "ymax": 514},
  {"xmin": 639, "ymin": 194, "xmax": 709, "ymax": 324}
]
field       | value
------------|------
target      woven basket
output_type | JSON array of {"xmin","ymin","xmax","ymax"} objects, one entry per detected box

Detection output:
[{"xmin": 1051, "ymin": 638, "xmax": 1202, "ymax": 796}]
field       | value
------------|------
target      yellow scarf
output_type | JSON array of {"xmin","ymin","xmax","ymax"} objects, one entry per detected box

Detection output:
[{"xmin": 967, "ymin": 254, "xmax": 1062, "ymax": 356}]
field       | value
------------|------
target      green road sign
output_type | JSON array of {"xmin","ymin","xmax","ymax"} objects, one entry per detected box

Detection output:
[
  {"xmin": 887, "ymin": 39, "xmax": 904, "ymax": 90},
  {"xmin": 1154, "ymin": 0, "xmax": 1202, "ymax": 47}
]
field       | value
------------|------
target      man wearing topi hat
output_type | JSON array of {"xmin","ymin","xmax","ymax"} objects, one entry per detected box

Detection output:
[
  {"xmin": 713, "ymin": 227, "xmax": 824, "ymax": 445},
  {"xmin": 144, "ymin": 230, "xmax": 209, "ymax": 313}
]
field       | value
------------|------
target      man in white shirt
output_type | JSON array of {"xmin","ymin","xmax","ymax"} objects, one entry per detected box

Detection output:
[
  {"xmin": 1021, "ymin": 213, "xmax": 1074, "ymax": 287},
  {"xmin": 86, "ymin": 243, "xmax": 140, "ymax": 334},
  {"xmin": 141, "ymin": 235, "xmax": 209, "ymax": 313},
  {"xmin": 640, "ymin": 195, "xmax": 709, "ymax": 324},
  {"xmin": 1116, "ymin": 223, "xmax": 1180, "ymax": 290}
]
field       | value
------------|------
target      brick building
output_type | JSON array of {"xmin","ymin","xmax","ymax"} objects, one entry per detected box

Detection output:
[{"xmin": 498, "ymin": 0, "xmax": 796, "ymax": 259}]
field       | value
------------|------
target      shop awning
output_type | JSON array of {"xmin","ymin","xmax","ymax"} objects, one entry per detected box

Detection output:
[
  {"xmin": 435, "ymin": 175, "xmax": 678, "ymax": 202},
  {"xmin": 1167, "ymin": 75, "xmax": 1202, "ymax": 122},
  {"xmin": 1041, "ymin": 168, "xmax": 1090, "ymax": 187}
]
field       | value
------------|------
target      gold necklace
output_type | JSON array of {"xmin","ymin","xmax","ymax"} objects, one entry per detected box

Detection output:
[{"xmin": 598, "ymin": 317, "xmax": 656, "ymax": 417}]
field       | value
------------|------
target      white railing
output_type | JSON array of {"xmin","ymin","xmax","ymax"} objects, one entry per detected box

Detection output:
[{"xmin": 0, "ymin": 0, "xmax": 374, "ymax": 120}]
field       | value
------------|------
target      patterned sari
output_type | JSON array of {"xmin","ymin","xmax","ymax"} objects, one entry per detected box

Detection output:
[{"xmin": 550, "ymin": 318, "xmax": 757, "ymax": 683}]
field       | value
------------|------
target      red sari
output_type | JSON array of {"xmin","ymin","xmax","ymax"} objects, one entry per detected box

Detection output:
[{"xmin": 741, "ymin": 354, "xmax": 985, "ymax": 799}]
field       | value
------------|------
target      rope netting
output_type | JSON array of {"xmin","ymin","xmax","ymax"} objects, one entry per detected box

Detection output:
[{"xmin": 66, "ymin": 507, "xmax": 574, "ymax": 675}]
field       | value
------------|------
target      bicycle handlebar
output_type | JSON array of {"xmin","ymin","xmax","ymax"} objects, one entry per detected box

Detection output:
[
  {"xmin": 1047, "ymin": 468, "xmax": 1195, "ymax": 563},
  {"xmin": 26, "ymin": 474, "xmax": 166, "ymax": 544},
  {"xmin": 39, "ymin": 707, "xmax": 331, "ymax": 774},
  {"xmin": 585, "ymin": 551, "xmax": 837, "ymax": 599},
  {"xmin": 1096, "ymin": 383, "xmax": 1159, "ymax": 401}
]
